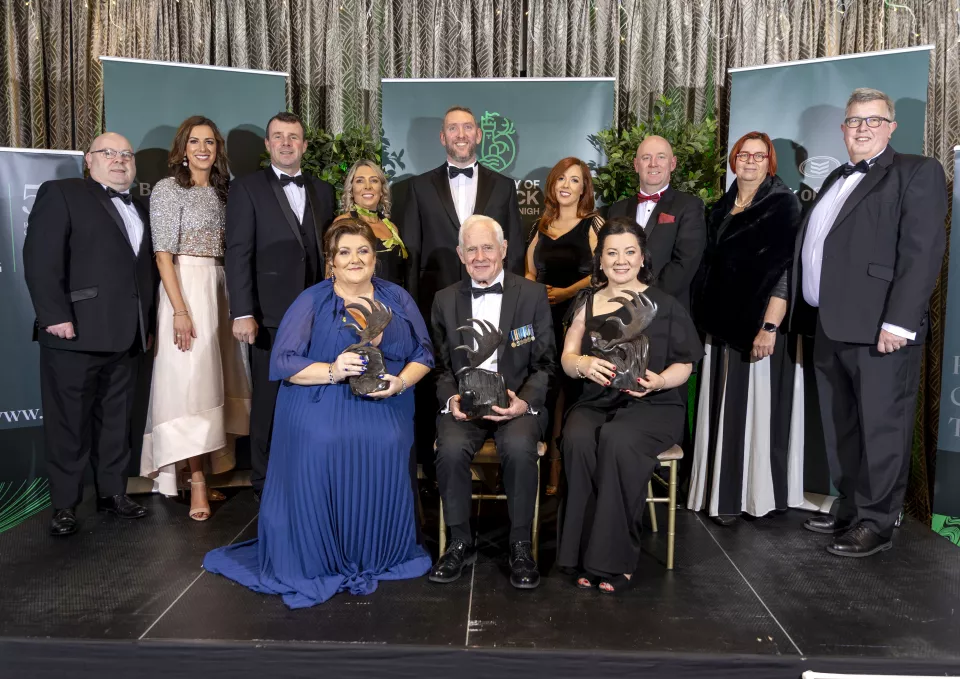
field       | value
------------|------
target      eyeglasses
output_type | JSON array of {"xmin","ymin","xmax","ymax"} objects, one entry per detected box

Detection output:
[
  {"xmin": 90, "ymin": 148, "xmax": 135, "ymax": 161},
  {"xmin": 843, "ymin": 116, "xmax": 892, "ymax": 128},
  {"xmin": 735, "ymin": 152, "xmax": 768, "ymax": 163}
]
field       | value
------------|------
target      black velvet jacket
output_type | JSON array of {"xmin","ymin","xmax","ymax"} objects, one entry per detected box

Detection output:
[{"xmin": 691, "ymin": 175, "xmax": 801, "ymax": 353}]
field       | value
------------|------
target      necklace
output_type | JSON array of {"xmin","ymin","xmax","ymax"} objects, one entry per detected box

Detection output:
[{"xmin": 734, "ymin": 194, "xmax": 753, "ymax": 209}]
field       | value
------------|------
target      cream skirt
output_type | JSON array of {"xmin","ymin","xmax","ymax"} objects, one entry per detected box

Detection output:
[{"xmin": 141, "ymin": 255, "xmax": 252, "ymax": 496}]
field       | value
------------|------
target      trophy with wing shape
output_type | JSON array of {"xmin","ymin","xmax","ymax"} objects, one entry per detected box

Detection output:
[
  {"xmin": 588, "ymin": 290, "xmax": 658, "ymax": 390},
  {"xmin": 342, "ymin": 297, "xmax": 393, "ymax": 396},
  {"xmin": 455, "ymin": 318, "xmax": 509, "ymax": 419}
]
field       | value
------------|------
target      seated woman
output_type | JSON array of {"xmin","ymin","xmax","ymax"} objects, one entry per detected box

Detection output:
[
  {"xmin": 203, "ymin": 218, "xmax": 434, "ymax": 609},
  {"xmin": 558, "ymin": 217, "xmax": 703, "ymax": 594}
]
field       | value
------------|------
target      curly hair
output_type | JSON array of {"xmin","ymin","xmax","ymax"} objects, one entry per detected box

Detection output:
[
  {"xmin": 168, "ymin": 116, "xmax": 230, "ymax": 204},
  {"xmin": 341, "ymin": 160, "xmax": 392, "ymax": 218},
  {"xmin": 591, "ymin": 216, "xmax": 654, "ymax": 287}
]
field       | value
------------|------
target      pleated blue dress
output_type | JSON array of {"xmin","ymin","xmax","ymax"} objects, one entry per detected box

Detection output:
[{"xmin": 203, "ymin": 278, "xmax": 434, "ymax": 609}]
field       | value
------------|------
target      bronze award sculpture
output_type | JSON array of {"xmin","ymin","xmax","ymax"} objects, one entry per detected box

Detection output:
[
  {"xmin": 589, "ymin": 290, "xmax": 657, "ymax": 390},
  {"xmin": 342, "ymin": 297, "xmax": 393, "ymax": 396},
  {"xmin": 455, "ymin": 318, "xmax": 509, "ymax": 419}
]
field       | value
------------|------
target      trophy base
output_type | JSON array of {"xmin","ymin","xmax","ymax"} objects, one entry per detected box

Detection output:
[
  {"xmin": 348, "ymin": 346, "xmax": 390, "ymax": 396},
  {"xmin": 457, "ymin": 368, "xmax": 509, "ymax": 420}
]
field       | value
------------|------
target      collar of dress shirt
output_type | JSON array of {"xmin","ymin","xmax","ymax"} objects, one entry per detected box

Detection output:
[
  {"xmin": 639, "ymin": 183, "xmax": 669, "ymax": 198},
  {"xmin": 472, "ymin": 268, "xmax": 505, "ymax": 290},
  {"xmin": 846, "ymin": 147, "xmax": 887, "ymax": 167},
  {"xmin": 272, "ymin": 165, "xmax": 303, "ymax": 180},
  {"xmin": 99, "ymin": 182, "xmax": 131, "ymax": 195},
  {"xmin": 448, "ymin": 160, "xmax": 479, "ymax": 171}
]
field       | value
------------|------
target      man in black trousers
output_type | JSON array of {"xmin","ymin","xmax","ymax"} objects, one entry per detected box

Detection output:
[
  {"xmin": 24, "ymin": 132, "xmax": 156, "ymax": 536},
  {"xmin": 428, "ymin": 215, "xmax": 554, "ymax": 589},
  {"xmin": 226, "ymin": 112, "xmax": 336, "ymax": 500},
  {"xmin": 793, "ymin": 88, "xmax": 947, "ymax": 557}
]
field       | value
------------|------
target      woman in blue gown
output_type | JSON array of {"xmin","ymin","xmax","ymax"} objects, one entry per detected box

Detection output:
[{"xmin": 203, "ymin": 218, "xmax": 434, "ymax": 609}]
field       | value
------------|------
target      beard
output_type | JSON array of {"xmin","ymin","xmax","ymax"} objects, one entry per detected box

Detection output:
[{"xmin": 446, "ymin": 139, "xmax": 477, "ymax": 164}]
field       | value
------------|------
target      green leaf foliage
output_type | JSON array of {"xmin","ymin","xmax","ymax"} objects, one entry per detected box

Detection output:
[{"xmin": 589, "ymin": 89, "xmax": 725, "ymax": 207}]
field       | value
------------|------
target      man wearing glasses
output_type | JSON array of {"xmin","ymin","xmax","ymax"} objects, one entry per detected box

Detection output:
[
  {"xmin": 23, "ymin": 132, "xmax": 156, "ymax": 537},
  {"xmin": 793, "ymin": 88, "xmax": 947, "ymax": 557}
]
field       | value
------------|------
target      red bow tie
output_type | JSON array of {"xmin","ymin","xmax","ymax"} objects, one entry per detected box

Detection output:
[{"xmin": 637, "ymin": 192, "xmax": 661, "ymax": 203}]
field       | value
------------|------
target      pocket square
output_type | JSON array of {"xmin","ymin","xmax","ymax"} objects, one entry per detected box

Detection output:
[{"xmin": 658, "ymin": 213, "xmax": 676, "ymax": 224}]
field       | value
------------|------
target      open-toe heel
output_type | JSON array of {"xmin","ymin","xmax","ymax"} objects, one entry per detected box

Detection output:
[
  {"xmin": 575, "ymin": 572, "xmax": 601, "ymax": 589},
  {"xmin": 598, "ymin": 574, "xmax": 635, "ymax": 595},
  {"xmin": 189, "ymin": 480, "xmax": 211, "ymax": 521}
]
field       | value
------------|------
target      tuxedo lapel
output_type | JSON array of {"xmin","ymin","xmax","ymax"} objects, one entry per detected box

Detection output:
[
  {"xmin": 430, "ymin": 164, "xmax": 461, "ymax": 230},
  {"xmin": 645, "ymin": 188, "xmax": 675, "ymax": 238},
  {"xmin": 497, "ymin": 273, "xmax": 520, "ymax": 365},
  {"xmin": 829, "ymin": 147, "xmax": 894, "ymax": 235},
  {"xmin": 265, "ymin": 168, "xmax": 305, "ymax": 250},
  {"xmin": 455, "ymin": 282, "xmax": 473, "ymax": 374},
  {"xmin": 474, "ymin": 164, "xmax": 496, "ymax": 215},
  {"xmin": 87, "ymin": 178, "xmax": 134, "ymax": 256},
  {"xmin": 303, "ymin": 177, "xmax": 325, "ymax": 260}
]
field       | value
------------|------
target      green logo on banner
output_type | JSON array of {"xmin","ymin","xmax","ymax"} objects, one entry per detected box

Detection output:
[
  {"xmin": 932, "ymin": 513, "xmax": 960, "ymax": 546},
  {"xmin": 479, "ymin": 111, "xmax": 517, "ymax": 173}
]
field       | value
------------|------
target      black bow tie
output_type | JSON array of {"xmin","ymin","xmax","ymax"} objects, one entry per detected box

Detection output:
[
  {"xmin": 280, "ymin": 173, "xmax": 306, "ymax": 187},
  {"xmin": 839, "ymin": 160, "xmax": 872, "ymax": 178},
  {"xmin": 106, "ymin": 187, "xmax": 133, "ymax": 205},
  {"xmin": 448, "ymin": 165, "xmax": 475, "ymax": 180},
  {"xmin": 472, "ymin": 282, "xmax": 503, "ymax": 298}
]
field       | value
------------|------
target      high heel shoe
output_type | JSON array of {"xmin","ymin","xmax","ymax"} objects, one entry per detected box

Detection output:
[{"xmin": 188, "ymin": 480, "xmax": 211, "ymax": 521}]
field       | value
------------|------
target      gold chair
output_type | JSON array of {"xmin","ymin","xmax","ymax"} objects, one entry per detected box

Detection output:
[
  {"xmin": 645, "ymin": 444, "xmax": 684, "ymax": 570},
  {"xmin": 436, "ymin": 439, "xmax": 546, "ymax": 561}
]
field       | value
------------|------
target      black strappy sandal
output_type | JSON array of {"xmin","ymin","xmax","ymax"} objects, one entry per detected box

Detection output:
[
  {"xmin": 598, "ymin": 574, "xmax": 636, "ymax": 595},
  {"xmin": 575, "ymin": 572, "xmax": 601, "ymax": 589}
]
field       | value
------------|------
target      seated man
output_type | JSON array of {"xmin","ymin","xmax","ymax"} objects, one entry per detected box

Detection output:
[{"xmin": 429, "ymin": 214, "xmax": 555, "ymax": 589}]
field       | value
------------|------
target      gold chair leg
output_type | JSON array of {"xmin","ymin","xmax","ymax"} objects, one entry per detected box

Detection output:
[
  {"xmin": 667, "ymin": 460, "xmax": 677, "ymax": 570},
  {"xmin": 439, "ymin": 497, "xmax": 447, "ymax": 556},
  {"xmin": 532, "ymin": 459, "xmax": 541, "ymax": 562},
  {"xmin": 648, "ymin": 480, "xmax": 658, "ymax": 533}
]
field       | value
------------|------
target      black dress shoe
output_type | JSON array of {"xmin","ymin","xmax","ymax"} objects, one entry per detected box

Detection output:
[
  {"xmin": 428, "ymin": 538, "xmax": 477, "ymax": 584},
  {"xmin": 508, "ymin": 541, "xmax": 540, "ymax": 589},
  {"xmin": 711, "ymin": 515, "xmax": 737, "ymax": 526},
  {"xmin": 803, "ymin": 514, "xmax": 851, "ymax": 535},
  {"xmin": 827, "ymin": 523, "xmax": 892, "ymax": 558},
  {"xmin": 50, "ymin": 508, "xmax": 78, "ymax": 536},
  {"xmin": 96, "ymin": 494, "xmax": 147, "ymax": 519}
]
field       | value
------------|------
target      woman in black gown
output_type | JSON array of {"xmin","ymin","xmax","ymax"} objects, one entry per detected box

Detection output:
[
  {"xmin": 333, "ymin": 160, "xmax": 407, "ymax": 286},
  {"xmin": 525, "ymin": 157, "xmax": 599, "ymax": 494},
  {"xmin": 558, "ymin": 217, "xmax": 702, "ymax": 594}
]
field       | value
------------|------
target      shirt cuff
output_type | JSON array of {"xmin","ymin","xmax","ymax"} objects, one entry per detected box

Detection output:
[
  {"xmin": 234, "ymin": 315, "xmax": 254, "ymax": 320},
  {"xmin": 881, "ymin": 323, "xmax": 916, "ymax": 341},
  {"xmin": 441, "ymin": 395, "xmax": 455, "ymax": 414}
]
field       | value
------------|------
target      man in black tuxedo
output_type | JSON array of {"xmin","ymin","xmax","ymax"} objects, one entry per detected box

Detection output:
[
  {"xmin": 793, "ymin": 88, "xmax": 947, "ymax": 557},
  {"xmin": 402, "ymin": 105, "xmax": 524, "ymax": 311},
  {"xmin": 226, "ymin": 112, "xmax": 336, "ymax": 498},
  {"xmin": 24, "ymin": 132, "xmax": 155, "ymax": 536},
  {"xmin": 428, "ymin": 215, "xmax": 555, "ymax": 589},
  {"xmin": 606, "ymin": 135, "xmax": 706, "ymax": 310}
]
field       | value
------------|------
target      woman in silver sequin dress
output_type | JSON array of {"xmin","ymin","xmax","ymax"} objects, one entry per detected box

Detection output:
[{"xmin": 141, "ymin": 116, "xmax": 251, "ymax": 520}]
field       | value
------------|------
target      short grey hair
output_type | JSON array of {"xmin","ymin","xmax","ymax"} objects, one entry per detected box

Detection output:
[
  {"xmin": 458, "ymin": 214, "xmax": 504, "ymax": 249},
  {"xmin": 341, "ymin": 159, "xmax": 392, "ymax": 218},
  {"xmin": 846, "ymin": 88, "xmax": 895, "ymax": 120}
]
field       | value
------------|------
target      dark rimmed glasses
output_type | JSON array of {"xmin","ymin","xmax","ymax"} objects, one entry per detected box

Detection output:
[
  {"xmin": 735, "ymin": 152, "xmax": 769, "ymax": 163},
  {"xmin": 90, "ymin": 148, "xmax": 135, "ymax": 161},
  {"xmin": 843, "ymin": 116, "xmax": 892, "ymax": 128}
]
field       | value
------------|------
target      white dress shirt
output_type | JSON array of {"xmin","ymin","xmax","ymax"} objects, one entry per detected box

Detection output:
[
  {"xmin": 635, "ymin": 184, "xmax": 668, "ymax": 228},
  {"xmin": 100, "ymin": 183, "xmax": 144, "ymax": 254},
  {"xmin": 800, "ymin": 147, "xmax": 914, "ymax": 339},
  {"xmin": 448, "ymin": 161, "xmax": 479, "ymax": 224},
  {"xmin": 272, "ymin": 165, "xmax": 306, "ymax": 222}
]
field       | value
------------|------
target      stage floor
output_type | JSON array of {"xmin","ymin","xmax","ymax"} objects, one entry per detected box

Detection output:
[{"xmin": 2, "ymin": 487, "xmax": 959, "ymax": 678}]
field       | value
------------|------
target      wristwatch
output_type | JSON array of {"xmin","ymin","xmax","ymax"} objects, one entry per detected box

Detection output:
[{"xmin": 761, "ymin": 322, "xmax": 778, "ymax": 333}]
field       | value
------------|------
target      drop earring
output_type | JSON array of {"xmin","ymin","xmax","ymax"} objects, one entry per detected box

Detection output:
[{"xmin": 182, "ymin": 156, "xmax": 188, "ymax": 167}]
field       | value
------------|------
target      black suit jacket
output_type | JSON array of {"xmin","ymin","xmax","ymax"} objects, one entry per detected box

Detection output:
[
  {"xmin": 225, "ymin": 167, "xmax": 335, "ymax": 328},
  {"xmin": 23, "ymin": 177, "xmax": 155, "ymax": 353},
  {"xmin": 790, "ymin": 146, "xmax": 947, "ymax": 345},
  {"xmin": 607, "ymin": 187, "xmax": 706, "ymax": 310},
  {"xmin": 402, "ymin": 163, "xmax": 524, "ymax": 311},
  {"xmin": 430, "ymin": 272, "xmax": 555, "ymax": 430}
]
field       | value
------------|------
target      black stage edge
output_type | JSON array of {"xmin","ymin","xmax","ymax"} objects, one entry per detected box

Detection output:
[{"xmin": 2, "ymin": 489, "xmax": 959, "ymax": 679}]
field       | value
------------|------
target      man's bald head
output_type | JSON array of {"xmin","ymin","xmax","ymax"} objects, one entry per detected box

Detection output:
[
  {"xmin": 633, "ymin": 135, "xmax": 676, "ymax": 195},
  {"xmin": 86, "ymin": 132, "xmax": 136, "ymax": 191}
]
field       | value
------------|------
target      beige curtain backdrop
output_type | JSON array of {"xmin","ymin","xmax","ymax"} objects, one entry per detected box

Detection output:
[{"xmin": 1, "ymin": 0, "xmax": 957, "ymax": 521}]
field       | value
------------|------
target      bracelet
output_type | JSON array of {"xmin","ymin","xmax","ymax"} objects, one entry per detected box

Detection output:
[
  {"xmin": 328, "ymin": 363, "xmax": 336, "ymax": 384},
  {"xmin": 398, "ymin": 375, "xmax": 408, "ymax": 394},
  {"xmin": 173, "ymin": 309, "xmax": 189, "ymax": 317},
  {"xmin": 575, "ymin": 355, "xmax": 587, "ymax": 379}
]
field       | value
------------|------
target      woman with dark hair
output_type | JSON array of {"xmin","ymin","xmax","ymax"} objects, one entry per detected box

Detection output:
[
  {"xmin": 203, "ymin": 218, "xmax": 434, "ymax": 608},
  {"xmin": 525, "ymin": 156, "xmax": 600, "ymax": 494},
  {"xmin": 141, "ymin": 116, "xmax": 251, "ymax": 520},
  {"xmin": 558, "ymin": 217, "xmax": 702, "ymax": 594},
  {"xmin": 333, "ymin": 159, "xmax": 407, "ymax": 286},
  {"xmin": 687, "ymin": 131, "xmax": 806, "ymax": 525}
]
